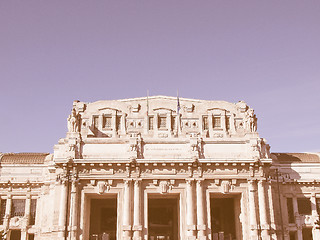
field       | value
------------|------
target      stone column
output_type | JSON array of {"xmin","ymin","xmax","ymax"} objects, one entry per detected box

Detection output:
[
  {"xmin": 267, "ymin": 183, "xmax": 277, "ymax": 239},
  {"xmin": 123, "ymin": 180, "xmax": 132, "ymax": 239},
  {"xmin": 79, "ymin": 188, "xmax": 85, "ymax": 240},
  {"xmin": 177, "ymin": 113, "xmax": 181, "ymax": 135},
  {"xmin": 208, "ymin": 114, "xmax": 213, "ymax": 137},
  {"xmin": 292, "ymin": 197, "xmax": 303, "ymax": 240},
  {"xmin": 20, "ymin": 196, "xmax": 30, "ymax": 240},
  {"xmin": 167, "ymin": 112, "xmax": 171, "ymax": 132},
  {"xmin": 24, "ymin": 194, "xmax": 31, "ymax": 225},
  {"xmin": 121, "ymin": 114, "xmax": 126, "ymax": 135},
  {"xmin": 230, "ymin": 114, "xmax": 236, "ymax": 133},
  {"xmin": 186, "ymin": 179, "xmax": 196, "ymax": 239},
  {"xmin": 21, "ymin": 194, "xmax": 32, "ymax": 240},
  {"xmin": 133, "ymin": 180, "xmax": 142, "ymax": 240},
  {"xmin": 248, "ymin": 180, "xmax": 259, "ymax": 240},
  {"xmin": 112, "ymin": 113, "xmax": 117, "ymax": 137},
  {"xmin": 221, "ymin": 114, "xmax": 226, "ymax": 132},
  {"xmin": 98, "ymin": 115, "xmax": 103, "ymax": 132},
  {"xmin": 69, "ymin": 180, "xmax": 79, "ymax": 240},
  {"xmin": 4, "ymin": 194, "xmax": 12, "ymax": 230},
  {"xmin": 311, "ymin": 193, "xmax": 320, "ymax": 240},
  {"xmin": 258, "ymin": 180, "xmax": 270, "ymax": 240},
  {"xmin": 58, "ymin": 182, "xmax": 68, "ymax": 238},
  {"xmin": 196, "ymin": 180, "xmax": 206, "ymax": 240},
  {"xmin": 154, "ymin": 114, "xmax": 159, "ymax": 136}
]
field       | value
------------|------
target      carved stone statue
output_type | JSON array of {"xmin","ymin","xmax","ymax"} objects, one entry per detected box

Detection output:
[
  {"xmin": 67, "ymin": 108, "xmax": 80, "ymax": 132},
  {"xmin": 245, "ymin": 108, "xmax": 257, "ymax": 132},
  {"xmin": 129, "ymin": 133, "xmax": 143, "ymax": 158}
]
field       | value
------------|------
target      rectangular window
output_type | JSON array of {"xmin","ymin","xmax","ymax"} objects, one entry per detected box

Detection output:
[
  {"xmin": 148, "ymin": 116, "xmax": 154, "ymax": 130},
  {"xmin": 28, "ymin": 234, "xmax": 35, "ymax": 240},
  {"xmin": 30, "ymin": 199, "xmax": 37, "ymax": 225},
  {"xmin": 316, "ymin": 198, "xmax": 320, "ymax": 214},
  {"xmin": 158, "ymin": 116, "xmax": 167, "ymax": 129},
  {"xmin": 11, "ymin": 199, "xmax": 25, "ymax": 217},
  {"xmin": 213, "ymin": 116, "xmax": 221, "ymax": 129},
  {"xmin": 226, "ymin": 116, "xmax": 230, "ymax": 131},
  {"xmin": 116, "ymin": 115, "xmax": 121, "ymax": 131},
  {"xmin": 302, "ymin": 228, "xmax": 312, "ymax": 240},
  {"xmin": 203, "ymin": 116, "xmax": 209, "ymax": 130},
  {"xmin": 289, "ymin": 231, "xmax": 296, "ymax": 240},
  {"xmin": 287, "ymin": 198, "xmax": 295, "ymax": 223},
  {"xmin": 103, "ymin": 115, "xmax": 112, "ymax": 129},
  {"xmin": 297, "ymin": 198, "xmax": 312, "ymax": 215},
  {"xmin": 171, "ymin": 116, "xmax": 176, "ymax": 130},
  {"xmin": 93, "ymin": 116, "xmax": 99, "ymax": 129},
  {"xmin": 10, "ymin": 230, "xmax": 21, "ymax": 239},
  {"xmin": 0, "ymin": 199, "xmax": 6, "ymax": 225}
]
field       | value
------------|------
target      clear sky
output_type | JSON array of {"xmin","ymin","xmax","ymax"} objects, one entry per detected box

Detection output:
[{"xmin": 0, "ymin": 1, "xmax": 319, "ymax": 154}]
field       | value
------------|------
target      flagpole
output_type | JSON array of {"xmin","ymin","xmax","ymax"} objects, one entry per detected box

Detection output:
[{"xmin": 177, "ymin": 90, "xmax": 180, "ymax": 135}]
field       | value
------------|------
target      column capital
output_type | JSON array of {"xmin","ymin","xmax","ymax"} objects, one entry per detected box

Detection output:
[
  {"xmin": 248, "ymin": 179, "xmax": 257, "ymax": 184},
  {"xmin": 134, "ymin": 179, "xmax": 142, "ymax": 186},
  {"xmin": 196, "ymin": 179, "xmax": 204, "ymax": 184},
  {"xmin": 248, "ymin": 179, "xmax": 257, "ymax": 191},
  {"xmin": 186, "ymin": 179, "xmax": 195, "ymax": 185},
  {"xmin": 258, "ymin": 178, "xmax": 267, "ymax": 184},
  {"xmin": 124, "ymin": 179, "xmax": 132, "ymax": 185}
]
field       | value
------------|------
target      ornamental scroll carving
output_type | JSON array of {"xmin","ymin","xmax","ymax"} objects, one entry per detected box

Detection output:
[
  {"xmin": 97, "ymin": 180, "xmax": 113, "ymax": 194},
  {"xmin": 220, "ymin": 180, "xmax": 236, "ymax": 194},
  {"xmin": 154, "ymin": 180, "xmax": 175, "ymax": 194}
]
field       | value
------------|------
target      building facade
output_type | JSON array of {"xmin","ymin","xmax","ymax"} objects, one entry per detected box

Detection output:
[{"xmin": 0, "ymin": 96, "xmax": 319, "ymax": 240}]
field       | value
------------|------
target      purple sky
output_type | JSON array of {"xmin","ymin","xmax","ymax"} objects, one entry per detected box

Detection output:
[{"xmin": 1, "ymin": 1, "xmax": 319, "ymax": 154}]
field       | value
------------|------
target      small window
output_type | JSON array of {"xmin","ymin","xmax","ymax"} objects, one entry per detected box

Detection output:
[
  {"xmin": 103, "ymin": 115, "xmax": 112, "ymax": 129},
  {"xmin": 158, "ymin": 116, "xmax": 167, "ymax": 129},
  {"xmin": 148, "ymin": 116, "xmax": 154, "ymax": 130},
  {"xmin": 0, "ymin": 199, "xmax": 6, "ymax": 224},
  {"xmin": 297, "ymin": 198, "xmax": 312, "ymax": 215},
  {"xmin": 287, "ymin": 198, "xmax": 295, "ymax": 223},
  {"xmin": 226, "ymin": 116, "xmax": 230, "ymax": 131},
  {"xmin": 11, "ymin": 199, "xmax": 25, "ymax": 217},
  {"xmin": 171, "ymin": 116, "xmax": 176, "ymax": 130},
  {"xmin": 213, "ymin": 116, "xmax": 221, "ymax": 129},
  {"xmin": 203, "ymin": 116, "xmax": 209, "ymax": 130},
  {"xmin": 93, "ymin": 116, "xmax": 99, "ymax": 129},
  {"xmin": 116, "ymin": 115, "xmax": 121, "ymax": 131},
  {"xmin": 30, "ymin": 199, "xmax": 37, "ymax": 225}
]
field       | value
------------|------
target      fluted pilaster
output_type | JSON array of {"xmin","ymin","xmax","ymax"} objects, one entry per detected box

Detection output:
[
  {"xmin": 186, "ymin": 179, "xmax": 196, "ymax": 239},
  {"xmin": 133, "ymin": 180, "xmax": 142, "ymax": 240},
  {"xmin": 249, "ymin": 180, "xmax": 259, "ymax": 240},
  {"xmin": 196, "ymin": 180, "xmax": 207, "ymax": 240}
]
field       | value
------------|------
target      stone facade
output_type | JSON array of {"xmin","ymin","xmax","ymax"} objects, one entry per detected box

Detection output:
[{"xmin": 0, "ymin": 96, "xmax": 319, "ymax": 240}]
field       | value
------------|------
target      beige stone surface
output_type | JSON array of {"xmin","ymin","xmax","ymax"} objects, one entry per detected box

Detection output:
[{"xmin": 0, "ymin": 96, "xmax": 319, "ymax": 240}]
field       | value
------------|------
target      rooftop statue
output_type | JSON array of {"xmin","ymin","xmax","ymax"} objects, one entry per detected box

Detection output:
[{"xmin": 67, "ymin": 108, "xmax": 80, "ymax": 133}]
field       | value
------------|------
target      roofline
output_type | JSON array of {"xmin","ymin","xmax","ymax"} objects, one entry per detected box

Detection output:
[{"xmin": 87, "ymin": 95, "xmax": 236, "ymax": 104}]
